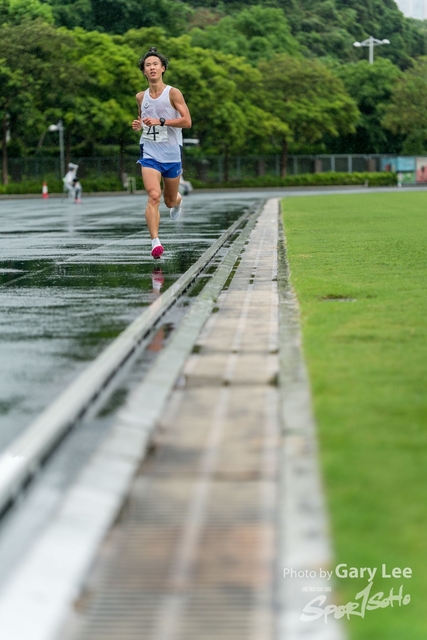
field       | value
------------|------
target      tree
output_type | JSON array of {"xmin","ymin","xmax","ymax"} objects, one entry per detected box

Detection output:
[
  {"xmin": 326, "ymin": 58, "xmax": 402, "ymax": 153},
  {"xmin": 0, "ymin": 0, "xmax": 54, "ymax": 26},
  {"xmin": 62, "ymin": 29, "xmax": 141, "ymax": 173},
  {"xmin": 42, "ymin": 0, "xmax": 94, "ymax": 30},
  {"xmin": 45, "ymin": 0, "xmax": 193, "ymax": 36},
  {"xmin": 333, "ymin": 0, "xmax": 426, "ymax": 67},
  {"xmin": 257, "ymin": 54, "xmax": 359, "ymax": 175},
  {"xmin": 0, "ymin": 61, "xmax": 27, "ymax": 184},
  {"xmin": 382, "ymin": 57, "xmax": 427, "ymax": 154},
  {"xmin": 184, "ymin": 0, "xmax": 427, "ymax": 67},
  {"xmin": 189, "ymin": 6, "xmax": 300, "ymax": 63},
  {"xmin": 0, "ymin": 20, "xmax": 77, "ymax": 183}
]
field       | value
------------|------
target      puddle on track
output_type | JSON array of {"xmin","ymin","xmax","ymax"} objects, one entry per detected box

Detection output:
[{"xmin": 0, "ymin": 194, "xmax": 264, "ymax": 449}]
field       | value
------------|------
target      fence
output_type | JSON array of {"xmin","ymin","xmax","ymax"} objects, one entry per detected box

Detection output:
[
  {"xmin": 183, "ymin": 154, "xmax": 382, "ymax": 182},
  {"xmin": 6, "ymin": 154, "xmax": 390, "ymax": 184}
]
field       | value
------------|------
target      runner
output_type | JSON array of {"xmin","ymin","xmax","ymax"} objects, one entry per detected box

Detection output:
[{"xmin": 131, "ymin": 47, "xmax": 192, "ymax": 259}]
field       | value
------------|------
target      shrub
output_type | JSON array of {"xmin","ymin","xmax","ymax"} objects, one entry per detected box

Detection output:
[
  {"xmin": 0, "ymin": 171, "xmax": 397, "ymax": 195},
  {"xmin": 190, "ymin": 172, "xmax": 397, "ymax": 189},
  {"xmin": 0, "ymin": 177, "xmax": 125, "ymax": 195}
]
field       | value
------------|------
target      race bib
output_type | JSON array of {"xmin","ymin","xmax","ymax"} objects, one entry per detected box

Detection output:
[{"xmin": 141, "ymin": 124, "xmax": 168, "ymax": 143}]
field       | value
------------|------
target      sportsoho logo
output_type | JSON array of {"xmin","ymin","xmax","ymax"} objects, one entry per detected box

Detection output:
[{"xmin": 283, "ymin": 564, "xmax": 412, "ymax": 623}]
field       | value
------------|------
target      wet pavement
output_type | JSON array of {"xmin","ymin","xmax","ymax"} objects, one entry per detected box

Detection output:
[{"xmin": 0, "ymin": 193, "xmax": 265, "ymax": 450}]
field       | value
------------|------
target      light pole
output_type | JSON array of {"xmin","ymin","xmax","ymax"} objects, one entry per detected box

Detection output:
[
  {"xmin": 48, "ymin": 120, "xmax": 65, "ymax": 178},
  {"xmin": 353, "ymin": 36, "xmax": 390, "ymax": 64}
]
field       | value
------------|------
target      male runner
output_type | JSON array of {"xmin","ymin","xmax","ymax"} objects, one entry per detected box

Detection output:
[{"xmin": 131, "ymin": 47, "xmax": 192, "ymax": 259}]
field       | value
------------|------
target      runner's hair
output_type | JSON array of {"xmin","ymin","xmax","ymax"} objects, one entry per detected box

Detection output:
[{"xmin": 138, "ymin": 47, "xmax": 169, "ymax": 75}]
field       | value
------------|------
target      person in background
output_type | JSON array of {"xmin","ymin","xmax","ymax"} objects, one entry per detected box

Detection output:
[
  {"xmin": 179, "ymin": 174, "xmax": 193, "ymax": 196},
  {"xmin": 63, "ymin": 163, "xmax": 79, "ymax": 200},
  {"xmin": 72, "ymin": 177, "xmax": 82, "ymax": 203}
]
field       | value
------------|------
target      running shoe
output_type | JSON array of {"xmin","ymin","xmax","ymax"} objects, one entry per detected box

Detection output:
[
  {"xmin": 170, "ymin": 201, "xmax": 182, "ymax": 221},
  {"xmin": 151, "ymin": 243, "xmax": 164, "ymax": 259}
]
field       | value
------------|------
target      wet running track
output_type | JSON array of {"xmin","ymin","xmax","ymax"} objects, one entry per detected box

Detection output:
[
  {"xmin": 0, "ymin": 193, "xmax": 264, "ymax": 450},
  {"xmin": 0, "ymin": 192, "xmax": 267, "ymax": 591}
]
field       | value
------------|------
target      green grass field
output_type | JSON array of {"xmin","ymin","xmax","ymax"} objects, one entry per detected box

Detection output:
[{"xmin": 281, "ymin": 191, "xmax": 427, "ymax": 639}]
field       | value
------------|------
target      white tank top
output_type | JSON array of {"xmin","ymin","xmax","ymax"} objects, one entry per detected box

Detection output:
[{"xmin": 139, "ymin": 85, "xmax": 183, "ymax": 163}]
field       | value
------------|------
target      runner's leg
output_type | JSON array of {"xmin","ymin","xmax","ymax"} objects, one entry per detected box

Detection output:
[
  {"xmin": 163, "ymin": 176, "xmax": 182, "ymax": 209},
  {"xmin": 141, "ymin": 167, "xmax": 162, "ymax": 239}
]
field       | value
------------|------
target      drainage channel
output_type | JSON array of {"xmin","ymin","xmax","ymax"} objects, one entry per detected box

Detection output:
[
  {"xmin": 0, "ymin": 203, "xmax": 262, "ymax": 521},
  {"xmin": 59, "ymin": 198, "xmax": 280, "ymax": 640}
]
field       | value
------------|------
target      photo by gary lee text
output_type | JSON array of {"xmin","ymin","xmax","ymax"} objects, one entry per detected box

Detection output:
[{"xmin": 283, "ymin": 564, "xmax": 413, "ymax": 582}]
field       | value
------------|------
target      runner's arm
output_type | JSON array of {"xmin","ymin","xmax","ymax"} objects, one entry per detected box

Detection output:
[{"xmin": 131, "ymin": 92, "xmax": 144, "ymax": 130}]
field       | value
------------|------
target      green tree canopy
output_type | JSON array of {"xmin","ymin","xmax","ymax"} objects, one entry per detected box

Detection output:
[
  {"xmin": 12, "ymin": 0, "xmax": 423, "ymax": 68},
  {"xmin": 0, "ymin": 20, "xmax": 78, "ymax": 182},
  {"xmin": 0, "ymin": 60, "xmax": 27, "ymax": 183},
  {"xmin": 0, "ymin": 0, "xmax": 54, "ymax": 25},
  {"xmin": 189, "ymin": 6, "xmax": 300, "ymax": 62},
  {"xmin": 184, "ymin": 0, "xmax": 427, "ymax": 67},
  {"xmin": 42, "ymin": 0, "xmax": 93, "ymax": 30},
  {"xmin": 382, "ymin": 57, "xmax": 427, "ymax": 154},
  {"xmin": 327, "ymin": 58, "xmax": 402, "ymax": 153},
  {"xmin": 43, "ymin": 0, "xmax": 192, "ymax": 35},
  {"xmin": 56, "ymin": 28, "xmax": 142, "ymax": 167},
  {"xmin": 291, "ymin": 0, "xmax": 426, "ymax": 66},
  {"xmin": 258, "ymin": 54, "xmax": 359, "ymax": 173}
]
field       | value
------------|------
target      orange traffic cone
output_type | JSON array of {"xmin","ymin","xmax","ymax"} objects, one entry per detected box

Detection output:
[{"xmin": 42, "ymin": 181, "xmax": 49, "ymax": 199}]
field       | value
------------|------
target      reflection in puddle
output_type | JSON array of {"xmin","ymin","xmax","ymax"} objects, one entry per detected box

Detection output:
[
  {"xmin": 147, "ymin": 322, "xmax": 175, "ymax": 353},
  {"xmin": 151, "ymin": 268, "xmax": 165, "ymax": 294}
]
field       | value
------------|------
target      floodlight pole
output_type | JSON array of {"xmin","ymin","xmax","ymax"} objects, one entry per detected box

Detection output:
[
  {"xmin": 48, "ymin": 120, "xmax": 65, "ymax": 177},
  {"xmin": 353, "ymin": 36, "xmax": 390, "ymax": 64}
]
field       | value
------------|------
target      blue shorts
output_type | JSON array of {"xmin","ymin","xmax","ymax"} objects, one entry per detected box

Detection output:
[{"xmin": 137, "ymin": 145, "xmax": 182, "ymax": 179}]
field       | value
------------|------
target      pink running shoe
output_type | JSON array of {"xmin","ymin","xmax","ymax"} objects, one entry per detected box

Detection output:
[{"xmin": 151, "ymin": 243, "xmax": 164, "ymax": 259}]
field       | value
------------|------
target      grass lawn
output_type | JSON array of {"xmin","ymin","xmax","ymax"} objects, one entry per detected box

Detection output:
[{"xmin": 281, "ymin": 191, "xmax": 427, "ymax": 639}]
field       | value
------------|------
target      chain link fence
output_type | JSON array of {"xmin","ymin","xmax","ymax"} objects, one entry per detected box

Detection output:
[{"xmin": 6, "ymin": 154, "xmax": 387, "ymax": 184}]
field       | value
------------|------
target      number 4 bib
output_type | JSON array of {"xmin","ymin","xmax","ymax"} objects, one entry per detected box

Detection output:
[{"xmin": 141, "ymin": 124, "xmax": 168, "ymax": 143}]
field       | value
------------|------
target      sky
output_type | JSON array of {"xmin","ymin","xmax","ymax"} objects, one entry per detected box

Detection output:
[{"xmin": 395, "ymin": 0, "xmax": 427, "ymax": 20}]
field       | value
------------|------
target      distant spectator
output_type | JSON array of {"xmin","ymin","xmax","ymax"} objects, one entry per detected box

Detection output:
[
  {"xmin": 179, "ymin": 174, "xmax": 193, "ymax": 196},
  {"xmin": 63, "ymin": 163, "xmax": 79, "ymax": 200},
  {"xmin": 72, "ymin": 177, "xmax": 82, "ymax": 203}
]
